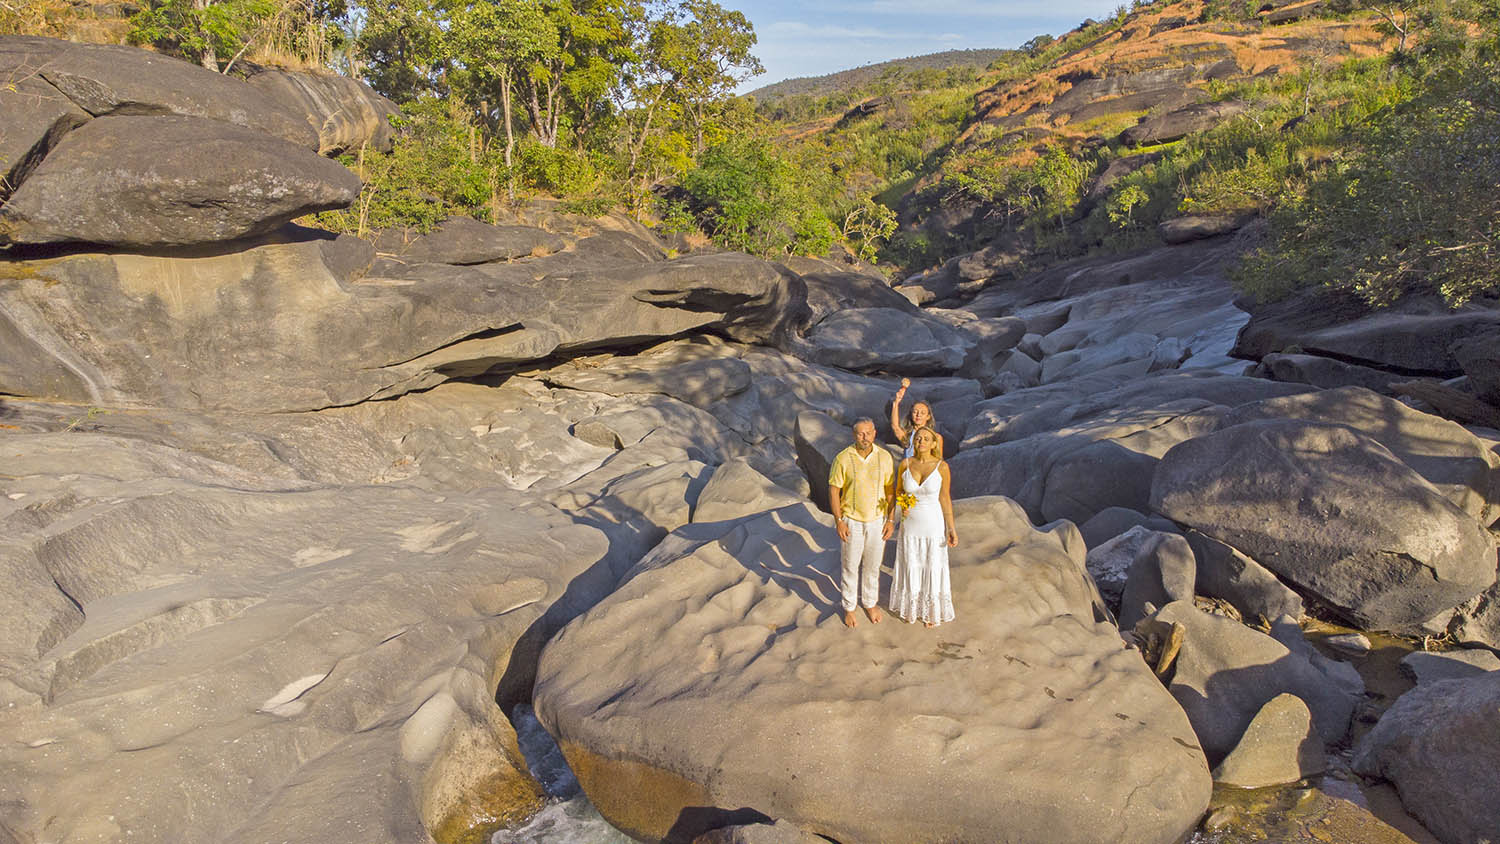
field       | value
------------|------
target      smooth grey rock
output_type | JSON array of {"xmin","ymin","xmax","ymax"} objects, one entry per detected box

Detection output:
[
  {"xmin": 1220, "ymin": 386, "xmax": 1500, "ymax": 525},
  {"xmin": 1039, "ymin": 439, "xmax": 1159, "ymax": 526},
  {"xmin": 0, "ymin": 35, "xmax": 316, "ymax": 148},
  {"xmin": 794, "ymin": 410, "xmax": 850, "ymax": 513},
  {"xmin": 399, "ymin": 216, "xmax": 566, "ymax": 265},
  {"xmin": 1354, "ymin": 672, "xmax": 1500, "ymax": 844},
  {"xmin": 692, "ymin": 458, "xmax": 804, "ymax": 524},
  {"xmin": 1086, "ymin": 525, "xmax": 1157, "ymax": 609},
  {"xmin": 535, "ymin": 497, "xmax": 1210, "ymax": 844},
  {"xmin": 799, "ymin": 307, "xmax": 972, "ymax": 374},
  {"xmin": 1451, "ymin": 330, "xmax": 1500, "ymax": 405},
  {"xmin": 1080, "ymin": 507, "xmax": 1155, "ymax": 548},
  {"xmin": 1120, "ymin": 100, "xmax": 1247, "ymax": 146},
  {"xmin": 0, "ymin": 115, "xmax": 359, "ymax": 247},
  {"xmin": 1321, "ymin": 632, "xmax": 1372, "ymax": 658},
  {"xmin": 1158, "ymin": 214, "xmax": 1250, "ymax": 245},
  {"xmin": 1251, "ymin": 352, "xmax": 1408, "ymax": 394},
  {"xmin": 1183, "ymin": 530, "xmax": 1304, "ymax": 624},
  {"xmin": 1018, "ymin": 332, "xmax": 1045, "ymax": 360},
  {"xmin": 242, "ymin": 64, "xmax": 398, "ymax": 155},
  {"xmin": 1151, "ymin": 420, "xmax": 1498, "ymax": 630},
  {"xmin": 1450, "ymin": 580, "xmax": 1500, "ymax": 652},
  {"xmin": 1212, "ymin": 693, "xmax": 1325, "ymax": 788},
  {"xmin": 1268, "ymin": 615, "xmax": 1365, "ymax": 701},
  {"xmin": 1118, "ymin": 531, "xmax": 1196, "ymax": 629},
  {"xmin": 1154, "ymin": 600, "xmax": 1357, "ymax": 763},
  {"xmin": 1399, "ymin": 649, "xmax": 1500, "ymax": 684}
]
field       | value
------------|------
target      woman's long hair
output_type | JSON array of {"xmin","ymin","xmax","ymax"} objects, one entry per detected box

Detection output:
[{"xmin": 909, "ymin": 424, "xmax": 943, "ymax": 461}]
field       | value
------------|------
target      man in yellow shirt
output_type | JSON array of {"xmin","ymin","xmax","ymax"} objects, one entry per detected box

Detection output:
[{"xmin": 828, "ymin": 417, "xmax": 896, "ymax": 628}]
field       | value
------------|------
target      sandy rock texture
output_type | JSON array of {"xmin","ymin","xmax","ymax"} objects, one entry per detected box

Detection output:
[{"xmin": 535, "ymin": 497, "xmax": 1210, "ymax": 844}]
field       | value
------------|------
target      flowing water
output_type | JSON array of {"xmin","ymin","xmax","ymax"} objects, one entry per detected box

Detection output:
[{"xmin": 493, "ymin": 705, "xmax": 634, "ymax": 844}]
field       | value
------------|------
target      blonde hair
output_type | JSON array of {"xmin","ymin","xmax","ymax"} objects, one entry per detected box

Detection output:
[{"xmin": 910, "ymin": 425, "xmax": 943, "ymax": 460}]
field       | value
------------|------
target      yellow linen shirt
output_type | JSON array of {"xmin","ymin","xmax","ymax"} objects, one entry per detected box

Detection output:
[{"xmin": 828, "ymin": 445, "xmax": 894, "ymax": 523}]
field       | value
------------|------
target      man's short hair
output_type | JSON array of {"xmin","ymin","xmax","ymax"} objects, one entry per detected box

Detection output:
[{"xmin": 852, "ymin": 417, "xmax": 876, "ymax": 430}]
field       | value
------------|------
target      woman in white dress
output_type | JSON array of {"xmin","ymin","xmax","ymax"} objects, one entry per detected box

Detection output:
[{"xmin": 889, "ymin": 426, "xmax": 958, "ymax": 628}]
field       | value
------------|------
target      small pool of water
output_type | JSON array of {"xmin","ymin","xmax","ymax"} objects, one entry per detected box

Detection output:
[{"xmin": 493, "ymin": 705, "xmax": 634, "ymax": 844}]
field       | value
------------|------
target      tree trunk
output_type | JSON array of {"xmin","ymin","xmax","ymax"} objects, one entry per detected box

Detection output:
[
  {"xmin": 192, "ymin": 0, "xmax": 218, "ymax": 70},
  {"xmin": 501, "ymin": 72, "xmax": 515, "ymax": 199}
]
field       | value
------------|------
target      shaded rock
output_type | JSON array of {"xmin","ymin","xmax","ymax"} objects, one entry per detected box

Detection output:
[
  {"xmin": 694, "ymin": 819, "xmax": 827, "ymax": 844},
  {"xmin": 241, "ymin": 64, "xmax": 398, "ymax": 155},
  {"xmin": 1079, "ymin": 506, "xmax": 1176, "ymax": 548},
  {"xmin": 1390, "ymin": 379, "xmax": 1500, "ymax": 430},
  {"xmin": 1086, "ymin": 525, "xmax": 1159, "ymax": 608},
  {"xmin": 1451, "ymin": 329, "xmax": 1500, "ymax": 405},
  {"xmin": 1183, "ymin": 530, "xmax": 1304, "ymax": 624},
  {"xmin": 1151, "ymin": 419, "xmax": 1498, "ymax": 629},
  {"xmin": 1399, "ymin": 649, "xmax": 1500, "ymax": 684},
  {"xmin": 1120, "ymin": 100, "xmax": 1247, "ymax": 146},
  {"xmin": 541, "ymin": 342, "xmax": 752, "ymax": 408},
  {"xmin": 0, "ymin": 115, "xmax": 359, "ymax": 247},
  {"xmin": 399, "ymin": 216, "xmax": 567, "ymax": 265},
  {"xmin": 691, "ymin": 458, "xmax": 804, "ymax": 524},
  {"xmin": 1249, "ymin": 352, "xmax": 1408, "ymax": 394},
  {"xmin": 799, "ymin": 266, "xmax": 914, "ymax": 325},
  {"xmin": 1268, "ymin": 615, "xmax": 1365, "ymax": 702},
  {"xmin": 1450, "ymin": 580, "xmax": 1500, "ymax": 652},
  {"xmin": 1158, "ymin": 214, "xmax": 1252, "ymax": 244},
  {"xmin": 1088, "ymin": 151, "xmax": 1163, "ymax": 199},
  {"xmin": 1153, "ymin": 600, "xmax": 1357, "ymax": 763},
  {"xmin": 1039, "ymin": 438, "xmax": 1159, "ymax": 525},
  {"xmin": 1212, "ymin": 693, "xmax": 1325, "ymax": 788},
  {"xmin": 798, "ymin": 307, "xmax": 972, "ymax": 374},
  {"xmin": 1220, "ymin": 386, "xmax": 1500, "ymax": 526},
  {"xmin": 0, "ymin": 35, "xmax": 316, "ymax": 149},
  {"xmin": 1118, "ymin": 531, "xmax": 1196, "ymax": 629},
  {"xmin": 1233, "ymin": 288, "xmax": 1500, "ymax": 374},
  {"xmin": 535, "ymin": 498, "xmax": 1210, "ymax": 844},
  {"xmin": 1353, "ymin": 672, "xmax": 1500, "ymax": 844},
  {"xmin": 794, "ymin": 410, "xmax": 849, "ymax": 513}
]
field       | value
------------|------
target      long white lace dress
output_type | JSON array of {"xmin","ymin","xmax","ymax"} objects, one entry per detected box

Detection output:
[{"xmin": 888, "ymin": 465, "xmax": 955, "ymax": 625}]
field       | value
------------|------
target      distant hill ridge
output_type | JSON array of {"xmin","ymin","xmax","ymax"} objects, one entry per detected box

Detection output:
[{"xmin": 748, "ymin": 48, "xmax": 1014, "ymax": 101}]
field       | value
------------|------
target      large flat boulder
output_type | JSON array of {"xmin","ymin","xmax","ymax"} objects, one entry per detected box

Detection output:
[
  {"xmin": 1353, "ymin": 672, "xmax": 1500, "ymax": 844},
  {"xmin": 796, "ymin": 307, "xmax": 973, "ymax": 374},
  {"xmin": 534, "ymin": 498, "xmax": 1210, "ymax": 844},
  {"xmin": 0, "ymin": 115, "xmax": 360, "ymax": 247},
  {"xmin": 0, "ymin": 244, "xmax": 809, "ymax": 412},
  {"xmin": 1151, "ymin": 420, "xmax": 1498, "ymax": 629},
  {"xmin": 0, "ymin": 418, "xmax": 619, "ymax": 844},
  {"xmin": 1220, "ymin": 386, "xmax": 1500, "ymax": 525},
  {"xmin": 0, "ymin": 35, "xmax": 316, "ymax": 149},
  {"xmin": 1120, "ymin": 100, "xmax": 1247, "ymax": 146},
  {"xmin": 399, "ymin": 216, "xmax": 567, "ymax": 265}
]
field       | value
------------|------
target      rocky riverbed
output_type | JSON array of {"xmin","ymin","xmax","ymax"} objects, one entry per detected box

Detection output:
[{"xmin": 3, "ymin": 34, "xmax": 1499, "ymax": 844}]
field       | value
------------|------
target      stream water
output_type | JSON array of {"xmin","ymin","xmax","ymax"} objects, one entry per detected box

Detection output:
[{"xmin": 493, "ymin": 705, "xmax": 634, "ymax": 844}]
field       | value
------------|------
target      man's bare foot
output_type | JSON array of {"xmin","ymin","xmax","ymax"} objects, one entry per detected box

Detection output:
[
  {"xmin": 865, "ymin": 605, "xmax": 883, "ymax": 624},
  {"xmin": 843, "ymin": 610, "xmax": 858, "ymax": 628},
  {"xmin": 924, "ymin": 621, "xmax": 936, "ymax": 629}
]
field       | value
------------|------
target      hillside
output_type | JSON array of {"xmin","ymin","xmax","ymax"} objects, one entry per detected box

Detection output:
[{"xmin": 747, "ymin": 48, "xmax": 1015, "ymax": 101}]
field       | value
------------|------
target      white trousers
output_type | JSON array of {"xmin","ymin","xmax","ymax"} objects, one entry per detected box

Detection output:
[{"xmin": 840, "ymin": 517, "xmax": 885, "ymax": 611}]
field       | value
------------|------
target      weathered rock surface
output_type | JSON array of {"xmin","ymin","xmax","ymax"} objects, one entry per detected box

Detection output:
[
  {"xmin": 241, "ymin": 63, "xmax": 399, "ymax": 155},
  {"xmin": 1184, "ymin": 530, "xmax": 1304, "ymax": 624},
  {"xmin": 398, "ymin": 216, "xmax": 568, "ymax": 265},
  {"xmin": 535, "ymin": 498, "xmax": 1210, "ymax": 844},
  {"xmin": 1118, "ymin": 530, "xmax": 1196, "ymax": 628},
  {"xmin": 1354, "ymin": 672, "xmax": 1500, "ymax": 844},
  {"xmin": 1120, "ymin": 100, "xmax": 1247, "ymax": 146},
  {"xmin": 0, "ymin": 72, "xmax": 89, "ymax": 198},
  {"xmin": 0, "ymin": 115, "xmax": 360, "ymax": 247},
  {"xmin": 693, "ymin": 819, "xmax": 827, "ymax": 844},
  {"xmin": 1153, "ymin": 600, "xmax": 1357, "ymax": 763},
  {"xmin": 797, "ymin": 306, "xmax": 973, "ymax": 373},
  {"xmin": 1151, "ymin": 420, "xmax": 1498, "ymax": 629},
  {"xmin": 1249, "ymin": 352, "xmax": 1410, "ymax": 394},
  {"xmin": 1212, "ymin": 693, "xmax": 1325, "ymax": 788},
  {"xmin": 1451, "ymin": 329, "xmax": 1500, "ymax": 405},
  {"xmin": 1218, "ymin": 386, "xmax": 1500, "ymax": 525},
  {"xmin": 0, "ymin": 35, "xmax": 317, "ymax": 149},
  {"xmin": 1398, "ymin": 648, "xmax": 1500, "ymax": 684}
]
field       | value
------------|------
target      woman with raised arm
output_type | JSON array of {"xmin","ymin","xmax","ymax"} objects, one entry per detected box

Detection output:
[
  {"xmin": 888, "ymin": 425, "xmax": 957, "ymax": 628},
  {"xmin": 890, "ymin": 377, "xmax": 944, "ymax": 459}
]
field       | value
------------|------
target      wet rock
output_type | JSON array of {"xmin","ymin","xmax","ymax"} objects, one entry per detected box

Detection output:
[
  {"xmin": 1354, "ymin": 672, "xmax": 1500, "ymax": 844},
  {"xmin": 1151, "ymin": 419, "xmax": 1498, "ymax": 630},
  {"xmin": 1153, "ymin": 600, "xmax": 1357, "ymax": 763},
  {"xmin": 1212, "ymin": 693, "xmax": 1325, "ymax": 788},
  {"xmin": 0, "ymin": 115, "xmax": 359, "ymax": 247},
  {"xmin": 1322, "ymin": 632, "xmax": 1371, "ymax": 658},
  {"xmin": 535, "ymin": 498, "xmax": 1209, "ymax": 844},
  {"xmin": 1399, "ymin": 649, "xmax": 1500, "ymax": 684}
]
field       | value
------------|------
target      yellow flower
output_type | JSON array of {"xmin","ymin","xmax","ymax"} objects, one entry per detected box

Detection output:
[{"xmin": 895, "ymin": 492, "xmax": 917, "ymax": 513}]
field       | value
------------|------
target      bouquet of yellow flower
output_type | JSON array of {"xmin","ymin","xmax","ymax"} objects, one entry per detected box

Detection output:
[{"xmin": 894, "ymin": 492, "xmax": 917, "ymax": 514}]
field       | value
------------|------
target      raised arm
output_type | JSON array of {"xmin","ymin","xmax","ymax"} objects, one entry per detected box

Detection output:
[
  {"xmin": 890, "ymin": 377, "xmax": 911, "ymax": 444},
  {"xmin": 938, "ymin": 461, "xmax": 958, "ymax": 547}
]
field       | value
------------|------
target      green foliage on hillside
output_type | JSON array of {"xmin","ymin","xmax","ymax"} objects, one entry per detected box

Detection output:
[{"xmin": 1236, "ymin": 25, "xmax": 1500, "ymax": 306}]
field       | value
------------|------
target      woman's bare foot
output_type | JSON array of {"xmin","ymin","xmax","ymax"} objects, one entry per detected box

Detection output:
[
  {"xmin": 924, "ymin": 621, "xmax": 936, "ymax": 628},
  {"xmin": 843, "ymin": 610, "xmax": 858, "ymax": 628},
  {"xmin": 865, "ymin": 606, "xmax": 883, "ymax": 624}
]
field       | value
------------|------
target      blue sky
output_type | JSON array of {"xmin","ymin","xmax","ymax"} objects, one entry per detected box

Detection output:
[{"xmin": 727, "ymin": 0, "xmax": 1125, "ymax": 92}]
